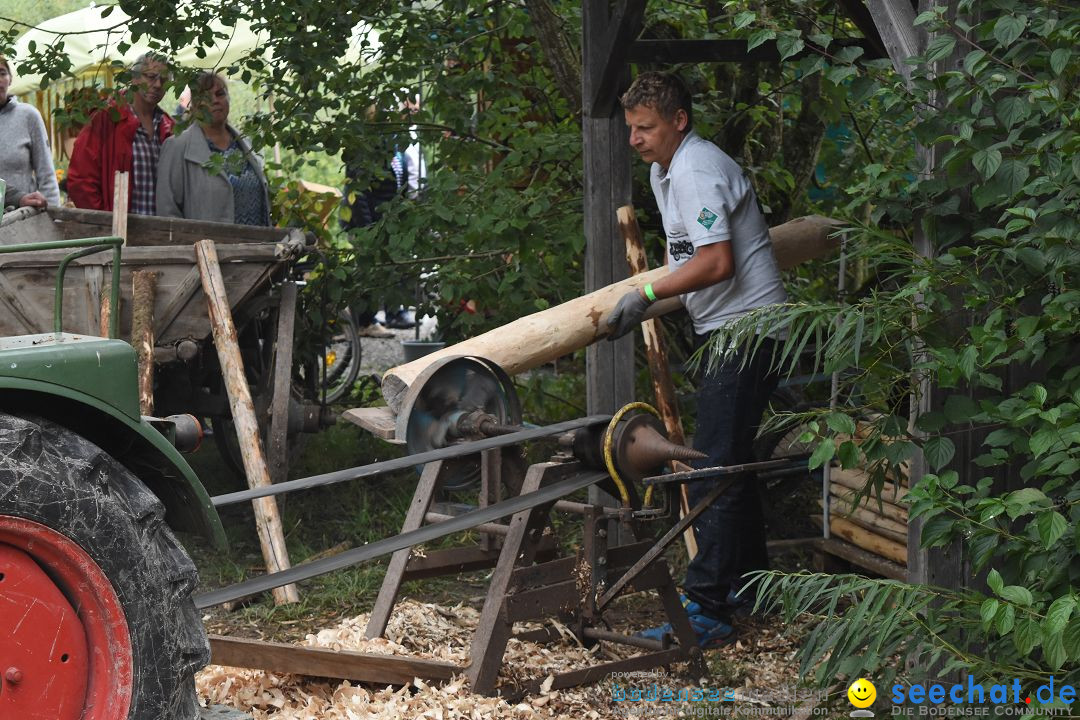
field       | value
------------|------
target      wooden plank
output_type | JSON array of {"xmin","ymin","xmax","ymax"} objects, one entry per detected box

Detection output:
[
  {"xmin": 365, "ymin": 461, "xmax": 443, "ymax": 639},
  {"xmin": 467, "ymin": 462, "xmax": 558, "ymax": 694},
  {"xmin": 617, "ymin": 204, "xmax": 697, "ymax": 559},
  {"xmin": 267, "ymin": 282, "xmax": 297, "ymax": 486},
  {"xmin": 0, "ymin": 271, "xmax": 51, "ymax": 333},
  {"xmin": 196, "ymin": 239, "xmax": 299, "ymax": 605},
  {"xmin": 341, "ymin": 406, "xmax": 402, "ymax": 442},
  {"xmin": 153, "ymin": 265, "xmax": 203, "ymax": 339},
  {"xmin": 49, "ymin": 206, "xmax": 299, "ymax": 247},
  {"xmin": 208, "ymin": 635, "xmax": 461, "ymax": 686},
  {"xmin": 83, "ymin": 265, "xmax": 103, "ymax": 335}
]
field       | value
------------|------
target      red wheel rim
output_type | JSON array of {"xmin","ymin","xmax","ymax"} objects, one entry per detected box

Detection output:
[{"xmin": 0, "ymin": 515, "xmax": 132, "ymax": 720}]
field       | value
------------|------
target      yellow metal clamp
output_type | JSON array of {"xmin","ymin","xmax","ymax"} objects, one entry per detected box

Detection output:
[{"xmin": 602, "ymin": 401, "xmax": 662, "ymax": 509}]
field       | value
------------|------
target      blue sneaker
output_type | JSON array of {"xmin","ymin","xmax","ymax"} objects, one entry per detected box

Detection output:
[{"xmin": 636, "ymin": 596, "xmax": 735, "ymax": 649}]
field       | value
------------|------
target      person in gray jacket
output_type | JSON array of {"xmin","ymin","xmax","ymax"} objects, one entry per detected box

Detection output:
[
  {"xmin": 156, "ymin": 71, "xmax": 271, "ymax": 225},
  {"xmin": 0, "ymin": 57, "xmax": 61, "ymax": 206}
]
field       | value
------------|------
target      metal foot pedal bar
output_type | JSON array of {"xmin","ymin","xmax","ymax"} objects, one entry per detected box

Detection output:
[
  {"xmin": 210, "ymin": 415, "xmax": 611, "ymax": 507},
  {"xmin": 196, "ymin": 469, "xmax": 608, "ymax": 608}
]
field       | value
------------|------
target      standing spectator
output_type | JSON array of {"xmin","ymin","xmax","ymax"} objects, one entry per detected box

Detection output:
[
  {"xmin": 340, "ymin": 122, "xmax": 416, "ymax": 337},
  {"xmin": 609, "ymin": 72, "xmax": 787, "ymax": 647},
  {"xmin": 157, "ymin": 72, "xmax": 271, "ymax": 225},
  {"xmin": 0, "ymin": 56, "xmax": 60, "ymax": 205},
  {"xmin": 67, "ymin": 52, "xmax": 174, "ymax": 213}
]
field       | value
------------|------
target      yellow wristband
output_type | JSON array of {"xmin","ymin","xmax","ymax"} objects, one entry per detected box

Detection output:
[{"xmin": 643, "ymin": 283, "xmax": 657, "ymax": 302}]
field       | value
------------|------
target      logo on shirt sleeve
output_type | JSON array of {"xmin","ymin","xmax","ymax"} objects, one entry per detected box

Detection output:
[{"xmin": 697, "ymin": 206, "xmax": 719, "ymax": 230}]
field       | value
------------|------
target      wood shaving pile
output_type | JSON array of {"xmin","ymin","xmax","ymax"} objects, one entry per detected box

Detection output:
[
  {"xmin": 198, "ymin": 600, "xmax": 636, "ymax": 719},
  {"xmin": 197, "ymin": 601, "xmax": 814, "ymax": 719}
]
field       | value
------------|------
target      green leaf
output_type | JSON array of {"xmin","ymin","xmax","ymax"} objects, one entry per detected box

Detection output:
[
  {"xmin": 809, "ymin": 438, "xmax": 836, "ymax": 470},
  {"xmin": 924, "ymin": 35, "xmax": 957, "ymax": 63},
  {"xmin": 1036, "ymin": 510, "xmax": 1068, "ymax": 548},
  {"xmin": 995, "ymin": 96, "xmax": 1030, "ymax": 129},
  {"xmin": 747, "ymin": 29, "xmax": 776, "ymax": 51},
  {"xmin": 923, "ymin": 436, "xmax": 955, "ymax": 470},
  {"xmin": 995, "ymin": 159, "xmax": 1030, "ymax": 197},
  {"xmin": 1064, "ymin": 618, "xmax": 1080, "ymax": 659},
  {"xmin": 1015, "ymin": 617, "xmax": 1041, "ymax": 655},
  {"xmin": 1005, "ymin": 487, "xmax": 1051, "ymax": 517},
  {"xmin": 1000, "ymin": 585, "xmax": 1033, "ymax": 606},
  {"xmin": 826, "ymin": 412, "xmax": 857, "ymax": 436},
  {"xmin": 987, "ymin": 568, "xmax": 1004, "ymax": 595},
  {"xmin": 993, "ymin": 15, "xmax": 1027, "ymax": 48},
  {"xmin": 1043, "ymin": 596, "xmax": 1076, "ymax": 635},
  {"xmin": 734, "ymin": 11, "xmax": 756, "ymax": 29},
  {"xmin": 776, "ymin": 33, "xmax": 805, "ymax": 60},
  {"xmin": 1044, "ymin": 632, "xmax": 1067, "ymax": 670},
  {"xmin": 981, "ymin": 598, "xmax": 1000, "ymax": 629},
  {"xmin": 1029, "ymin": 429, "xmax": 1058, "ymax": 457},
  {"xmin": 996, "ymin": 603, "xmax": 1016, "ymax": 635},
  {"xmin": 1050, "ymin": 48, "xmax": 1070, "ymax": 75},
  {"xmin": 837, "ymin": 440, "xmax": 860, "ymax": 469},
  {"xmin": 963, "ymin": 49, "xmax": 987, "ymax": 75},
  {"xmin": 972, "ymin": 148, "xmax": 1002, "ymax": 180},
  {"xmin": 943, "ymin": 395, "xmax": 978, "ymax": 424}
]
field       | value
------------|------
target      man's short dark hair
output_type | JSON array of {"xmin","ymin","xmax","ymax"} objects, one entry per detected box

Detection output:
[{"xmin": 620, "ymin": 71, "xmax": 693, "ymax": 130}]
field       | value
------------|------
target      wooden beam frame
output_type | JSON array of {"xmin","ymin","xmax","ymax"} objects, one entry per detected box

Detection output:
[
  {"xmin": 628, "ymin": 37, "xmax": 883, "ymax": 64},
  {"xmin": 584, "ymin": 0, "xmax": 646, "ymax": 118},
  {"xmin": 864, "ymin": 0, "xmax": 920, "ymax": 80}
]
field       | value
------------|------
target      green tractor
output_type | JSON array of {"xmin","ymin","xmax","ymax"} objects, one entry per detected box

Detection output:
[{"xmin": 0, "ymin": 234, "xmax": 225, "ymax": 720}]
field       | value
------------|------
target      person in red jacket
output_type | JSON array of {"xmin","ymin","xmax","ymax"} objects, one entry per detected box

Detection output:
[{"xmin": 67, "ymin": 52, "xmax": 174, "ymax": 213}]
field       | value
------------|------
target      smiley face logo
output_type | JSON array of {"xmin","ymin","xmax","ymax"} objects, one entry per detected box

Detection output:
[{"xmin": 848, "ymin": 678, "xmax": 877, "ymax": 708}]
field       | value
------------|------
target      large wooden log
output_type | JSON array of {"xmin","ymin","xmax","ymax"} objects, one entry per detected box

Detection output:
[
  {"xmin": 195, "ymin": 239, "xmax": 299, "ymax": 605},
  {"xmin": 830, "ymin": 482, "xmax": 908, "ymax": 523},
  {"xmin": 618, "ymin": 204, "xmax": 697, "ymax": 559},
  {"xmin": 382, "ymin": 214, "xmax": 842, "ymax": 413}
]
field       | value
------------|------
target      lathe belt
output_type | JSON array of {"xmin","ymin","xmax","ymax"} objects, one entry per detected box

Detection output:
[
  {"xmin": 196, "ymin": 469, "xmax": 608, "ymax": 608},
  {"xmin": 211, "ymin": 415, "xmax": 613, "ymax": 507}
]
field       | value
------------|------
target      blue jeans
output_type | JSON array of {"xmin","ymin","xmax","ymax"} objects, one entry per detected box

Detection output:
[{"xmin": 683, "ymin": 334, "xmax": 779, "ymax": 620}]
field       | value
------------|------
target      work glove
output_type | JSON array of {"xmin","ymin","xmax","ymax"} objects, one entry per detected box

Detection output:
[{"xmin": 606, "ymin": 288, "xmax": 651, "ymax": 340}]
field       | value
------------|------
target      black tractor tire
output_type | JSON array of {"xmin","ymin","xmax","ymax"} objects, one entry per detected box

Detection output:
[{"xmin": 0, "ymin": 413, "xmax": 208, "ymax": 720}]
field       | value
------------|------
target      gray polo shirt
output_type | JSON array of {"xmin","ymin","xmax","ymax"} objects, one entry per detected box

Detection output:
[{"xmin": 650, "ymin": 130, "xmax": 786, "ymax": 334}]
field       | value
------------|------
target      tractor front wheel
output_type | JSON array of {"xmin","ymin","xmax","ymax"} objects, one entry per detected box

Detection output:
[{"xmin": 0, "ymin": 413, "xmax": 208, "ymax": 720}]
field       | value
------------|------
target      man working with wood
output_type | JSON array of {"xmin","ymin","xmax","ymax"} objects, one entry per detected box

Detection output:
[{"xmin": 608, "ymin": 71, "xmax": 786, "ymax": 648}]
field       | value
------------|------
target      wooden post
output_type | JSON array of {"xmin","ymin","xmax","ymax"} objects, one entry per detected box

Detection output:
[
  {"xmin": 616, "ymin": 204, "xmax": 697, "ymax": 558},
  {"xmin": 266, "ymin": 281, "xmax": 298, "ymax": 486},
  {"xmin": 195, "ymin": 239, "xmax": 299, "ymax": 605},
  {"xmin": 100, "ymin": 171, "xmax": 129, "ymax": 337},
  {"xmin": 131, "ymin": 270, "xmax": 157, "ymax": 415}
]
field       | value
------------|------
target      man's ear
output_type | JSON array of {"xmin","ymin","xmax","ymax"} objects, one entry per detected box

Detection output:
[{"xmin": 675, "ymin": 108, "xmax": 689, "ymax": 132}]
